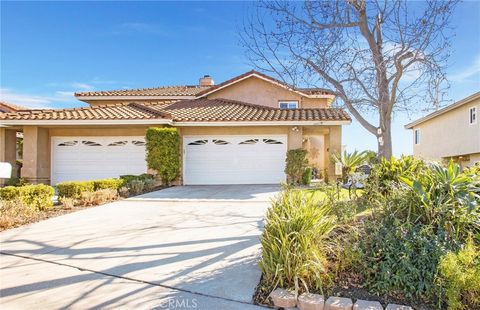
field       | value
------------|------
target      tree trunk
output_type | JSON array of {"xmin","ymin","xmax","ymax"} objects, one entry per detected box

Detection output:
[{"xmin": 378, "ymin": 116, "xmax": 393, "ymax": 159}]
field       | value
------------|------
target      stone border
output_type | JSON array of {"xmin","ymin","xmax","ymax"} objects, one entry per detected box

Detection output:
[{"xmin": 269, "ymin": 289, "xmax": 413, "ymax": 310}]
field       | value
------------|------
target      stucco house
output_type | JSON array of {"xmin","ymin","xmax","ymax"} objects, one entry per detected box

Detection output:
[
  {"xmin": 0, "ymin": 70, "xmax": 351, "ymax": 185},
  {"xmin": 405, "ymin": 91, "xmax": 480, "ymax": 168}
]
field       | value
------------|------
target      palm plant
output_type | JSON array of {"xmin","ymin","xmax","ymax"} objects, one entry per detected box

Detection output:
[{"xmin": 331, "ymin": 150, "xmax": 368, "ymax": 181}]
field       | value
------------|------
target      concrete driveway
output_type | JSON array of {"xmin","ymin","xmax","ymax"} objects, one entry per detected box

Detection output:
[{"xmin": 0, "ymin": 185, "xmax": 280, "ymax": 309}]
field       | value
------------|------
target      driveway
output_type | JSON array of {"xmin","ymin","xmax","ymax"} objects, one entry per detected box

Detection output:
[{"xmin": 0, "ymin": 185, "xmax": 280, "ymax": 309}]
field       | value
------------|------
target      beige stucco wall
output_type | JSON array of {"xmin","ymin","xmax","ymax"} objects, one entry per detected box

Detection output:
[
  {"xmin": 0, "ymin": 128, "xmax": 18, "ymax": 184},
  {"xmin": 19, "ymin": 124, "xmax": 341, "ymax": 184},
  {"xmin": 207, "ymin": 76, "xmax": 330, "ymax": 108},
  {"xmin": 412, "ymin": 97, "xmax": 480, "ymax": 162}
]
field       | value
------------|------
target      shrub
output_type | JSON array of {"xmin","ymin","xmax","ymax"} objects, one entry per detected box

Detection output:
[
  {"xmin": 118, "ymin": 186, "xmax": 130, "ymax": 198},
  {"xmin": 285, "ymin": 149, "xmax": 308, "ymax": 185},
  {"xmin": 79, "ymin": 191, "xmax": 96, "ymax": 206},
  {"xmin": 93, "ymin": 178, "xmax": 125, "ymax": 190},
  {"xmin": 260, "ymin": 190, "xmax": 336, "ymax": 295},
  {"xmin": 119, "ymin": 173, "xmax": 154, "ymax": 184},
  {"xmin": 0, "ymin": 184, "xmax": 54, "ymax": 211},
  {"xmin": 5, "ymin": 177, "xmax": 28, "ymax": 187},
  {"xmin": 302, "ymin": 167, "xmax": 312, "ymax": 185},
  {"xmin": 0, "ymin": 199, "xmax": 38, "ymax": 230},
  {"xmin": 96, "ymin": 188, "xmax": 118, "ymax": 201},
  {"xmin": 143, "ymin": 178, "xmax": 156, "ymax": 192},
  {"xmin": 437, "ymin": 238, "xmax": 480, "ymax": 310},
  {"xmin": 129, "ymin": 179, "xmax": 145, "ymax": 196},
  {"xmin": 59, "ymin": 197, "xmax": 76, "ymax": 209},
  {"xmin": 145, "ymin": 127, "xmax": 180, "ymax": 185},
  {"xmin": 331, "ymin": 150, "xmax": 368, "ymax": 182},
  {"xmin": 57, "ymin": 181, "xmax": 94, "ymax": 199}
]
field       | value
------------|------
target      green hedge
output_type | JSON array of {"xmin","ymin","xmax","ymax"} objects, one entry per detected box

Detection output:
[
  {"xmin": 0, "ymin": 184, "xmax": 55, "ymax": 210},
  {"xmin": 285, "ymin": 149, "xmax": 308, "ymax": 184},
  {"xmin": 93, "ymin": 178, "xmax": 125, "ymax": 190},
  {"xmin": 119, "ymin": 174, "xmax": 154, "ymax": 184},
  {"xmin": 145, "ymin": 127, "xmax": 180, "ymax": 185},
  {"xmin": 56, "ymin": 181, "xmax": 95, "ymax": 198}
]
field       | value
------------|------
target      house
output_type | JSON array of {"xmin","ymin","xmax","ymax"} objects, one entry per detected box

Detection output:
[
  {"xmin": 0, "ymin": 101, "xmax": 27, "ymax": 113},
  {"xmin": 405, "ymin": 91, "xmax": 480, "ymax": 168},
  {"xmin": 0, "ymin": 70, "xmax": 351, "ymax": 185}
]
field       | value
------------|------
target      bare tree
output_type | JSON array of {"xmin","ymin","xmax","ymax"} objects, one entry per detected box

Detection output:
[{"xmin": 241, "ymin": 0, "xmax": 457, "ymax": 158}]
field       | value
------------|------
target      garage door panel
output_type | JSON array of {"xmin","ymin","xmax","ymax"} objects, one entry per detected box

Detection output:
[
  {"xmin": 184, "ymin": 135, "xmax": 287, "ymax": 185},
  {"xmin": 52, "ymin": 136, "xmax": 148, "ymax": 185}
]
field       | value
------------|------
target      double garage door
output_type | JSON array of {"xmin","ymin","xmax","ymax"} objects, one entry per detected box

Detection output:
[{"xmin": 51, "ymin": 135, "xmax": 287, "ymax": 185}]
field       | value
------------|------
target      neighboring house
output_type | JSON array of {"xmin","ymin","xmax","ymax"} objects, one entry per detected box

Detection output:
[
  {"xmin": 0, "ymin": 70, "xmax": 350, "ymax": 185},
  {"xmin": 0, "ymin": 101, "xmax": 27, "ymax": 113},
  {"xmin": 405, "ymin": 91, "xmax": 480, "ymax": 168}
]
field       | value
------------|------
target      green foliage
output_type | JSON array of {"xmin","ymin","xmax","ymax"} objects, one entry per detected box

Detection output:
[
  {"xmin": 119, "ymin": 173, "xmax": 154, "ymax": 184},
  {"xmin": 437, "ymin": 238, "xmax": 480, "ymax": 310},
  {"xmin": 129, "ymin": 179, "xmax": 145, "ymax": 196},
  {"xmin": 93, "ymin": 178, "xmax": 125, "ymax": 190},
  {"xmin": 56, "ymin": 181, "xmax": 95, "ymax": 199},
  {"xmin": 331, "ymin": 150, "xmax": 368, "ymax": 181},
  {"xmin": 5, "ymin": 177, "xmax": 29, "ymax": 187},
  {"xmin": 145, "ymin": 127, "xmax": 180, "ymax": 185},
  {"xmin": 0, "ymin": 184, "xmax": 55, "ymax": 211},
  {"xmin": 285, "ymin": 149, "xmax": 308, "ymax": 185},
  {"xmin": 302, "ymin": 167, "xmax": 312, "ymax": 185},
  {"xmin": 359, "ymin": 216, "xmax": 450, "ymax": 300},
  {"xmin": 259, "ymin": 190, "xmax": 336, "ymax": 295}
]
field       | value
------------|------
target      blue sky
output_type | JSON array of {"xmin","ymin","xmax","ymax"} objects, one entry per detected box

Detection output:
[{"xmin": 1, "ymin": 1, "xmax": 479, "ymax": 156}]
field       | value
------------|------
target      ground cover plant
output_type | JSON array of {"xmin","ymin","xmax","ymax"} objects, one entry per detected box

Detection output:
[{"xmin": 257, "ymin": 155, "xmax": 480, "ymax": 309}]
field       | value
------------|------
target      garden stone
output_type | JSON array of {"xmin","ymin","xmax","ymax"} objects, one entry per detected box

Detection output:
[
  {"xmin": 325, "ymin": 296, "xmax": 353, "ymax": 310},
  {"xmin": 353, "ymin": 299, "xmax": 383, "ymax": 310},
  {"xmin": 298, "ymin": 293, "xmax": 325, "ymax": 310},
  {"xmin": 270, "ymin": 288, "xmax": 297, "ymax": 308},
  {"xmin": 385, "ymin": 304, "xmax": 412, "ymax": 310}
]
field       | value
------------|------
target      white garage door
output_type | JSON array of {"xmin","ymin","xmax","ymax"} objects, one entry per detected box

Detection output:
[
  {"xmin": 51, "ymin": 136, "xmax": 147, "ymax": 185},
  {"xmin": 183, "ymin": 135, "xmax": 287, "ymax": 185}
]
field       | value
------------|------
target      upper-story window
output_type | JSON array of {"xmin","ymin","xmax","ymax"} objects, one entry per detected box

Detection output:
[
  {"xmin": 470, "ymin": 107, "xmax": 477, "ymax": 124},
  {"xmin": 279, "ymin": 101, "xmax": 299, "ymax": 109},
  {"xmin": 414, "ymin": 129, "xmax": 420, "ymax": 145}
]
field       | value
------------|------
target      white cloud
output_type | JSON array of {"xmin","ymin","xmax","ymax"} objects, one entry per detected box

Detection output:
[
  {"xmin": 71, "ymin": 82, "xmax": 94, "ymax": 90},
  {"xmin": 0, "ymin": 88, "xmax": 77, "ymax": 109},
  {"xmin": 450, "ymin": 54, "xmax": 480, "ymax": 82}
]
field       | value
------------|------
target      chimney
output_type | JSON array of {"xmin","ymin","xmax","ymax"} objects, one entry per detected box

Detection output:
[{"xmin": 199, "ymin": 75, "xmax": 214, "ymax": 86}]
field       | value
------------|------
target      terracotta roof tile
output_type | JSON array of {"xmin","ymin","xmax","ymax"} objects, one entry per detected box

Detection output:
[
  {"xmin": 0, "ymin": 101, "xmax": 29, "ymax": 113},
  {"xmin": 0, "ymin": 98, "xmax": 350, "ymax": 123},
  {"xmin": 75, "ymin": 85, "xmax": 211, "ymax": 97}
]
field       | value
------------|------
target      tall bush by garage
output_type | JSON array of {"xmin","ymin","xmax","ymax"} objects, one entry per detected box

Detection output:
[
  {"xmin": 145, "ymin": 127, "xmax": 180, "ymax": 185},
  {"xmin": 285, "ymin": 149, "xmax": 308, "ymax": 184}
]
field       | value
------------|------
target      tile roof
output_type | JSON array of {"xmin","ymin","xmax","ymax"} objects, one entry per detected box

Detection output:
[
  {"xmin": 195, "ymin": 70, "xmax": 334, "ymax": 97},
  {"xmin": 0, "ymin": 101, "xmax": 29, "ymax": 113},
  {"xmin": 75, "ymin": 85, "xmax": 211, "ymax": 97},
  {"xmin": 74, "ymin": 71, "xmax": 333, "ymax": 98},
  {"xmin": 0, "ymin": 103, "xmax": 169, "ymax": 121},
  {"xmin": 0, "ymin": 98, "xmax": 350, "ymax": 123}
]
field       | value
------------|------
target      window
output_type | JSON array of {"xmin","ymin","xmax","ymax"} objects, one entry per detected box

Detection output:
[
  {"xmin": 188, "ymin": 140, "xmax": 208, "ymax": 145},
  {"xmin": 131, "ymin": 140, "xmax": 146, "ymax": 146},
  {"xmin": 108, "ymin": 141, "xmax": 128, "ymax": 146},
  {"xmin": 470, "ymin": 107, "xmax": 477, "ymax": 124},
  {"xmin": 212, "ymin": 139, "xmax": 230, "ymax": 145},
  {"xmin": 239, "ymin": 139, "xmax": 259, "ymax": 145},
  {"xmin": 278, "ymin": 101, "xmax": 298, "ymax": 109},
  {"xmin": 58, "ymin": 140, "xmax": 78, "ymax": 147},
  {"xmin": 414, "ymin": 129, "xmax": 420, "ymax": 145},
  {"xmin": 263, "ymin": 138, "xmax": 283, "ymax": 145},
  {"xmin": 82, "ymin": 140, "xmax": 102, "ymax": 146}
]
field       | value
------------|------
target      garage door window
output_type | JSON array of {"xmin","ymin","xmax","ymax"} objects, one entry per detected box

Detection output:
[
  {"xmin": 132, "ymin": 140, "xmax": 146, "ymax": 146},
  {"xmin": 108, "ymin": 141, "xmax": 128, "ymax": 146},
  {"xmin": 58, "ymin": 140, "xmax": 78, "ymax": 147},
  {"xmin": 188, "ymin": 140, "xmax": 208, "ymax": 145},
  {"xmin": 239, "ymin": 139, "xmax": 258, "ymax": 145},
  {"xmin": 213, "ymin": 139, "xmax": 230, "ymax": 145},
  {"xmin": 82, "ymin": 140, "xmax": 102, "ymax": 146},
  {"xmin": 263, "ymin": 138, "xmax": 283, "ymax": 144}
]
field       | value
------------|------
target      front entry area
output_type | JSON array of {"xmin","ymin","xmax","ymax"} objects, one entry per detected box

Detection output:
[
  {"xmin": 183, "ymin": 135, "xmax": 287, "ymax": 185},
  {"xmin": 51, "ymin": 136, "xmax": 148, "ymax": 184}
]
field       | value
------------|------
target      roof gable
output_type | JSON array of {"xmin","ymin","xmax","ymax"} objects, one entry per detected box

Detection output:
[{"xmin": 196, "ymin": 70, "xmax": 334, "ymax": 99}]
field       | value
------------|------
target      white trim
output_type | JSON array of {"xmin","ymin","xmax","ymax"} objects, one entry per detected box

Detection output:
[
  {"xmin": 75, "ymin": 95, "xmax": 196, "ymax": 101},
  {"xmin": 469, "ymin": 106, "xmax": 477, "ymax": 125},
  {"xmin": 174, "ymin": 120, "xmax": 351, "ymax": 126},
  {"xmin": 0, "ymin": 119, "xmax": 173, "ymax": 126},
  {"xmin": 196, "ymin": 73, "xmax": 334, "ymax": 99},
  {"xmin": 405, "ymin": 91, "xmax": 480, "ymax": 129}
]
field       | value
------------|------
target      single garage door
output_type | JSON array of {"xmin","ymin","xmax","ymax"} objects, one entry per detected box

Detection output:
[
  {"xmin": 183, "ymin": 135, "xmax": 287, "ymax": 185},
  {"xmin": 51, "ymin": 136, "xmax": 147, "ymax": 184}
]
